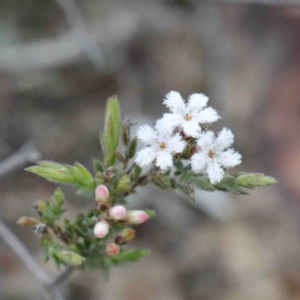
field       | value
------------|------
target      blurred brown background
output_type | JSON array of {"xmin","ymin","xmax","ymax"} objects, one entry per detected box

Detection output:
[{"xmin": 1, "ymin": 0, "xmax": 300, "ymax": 299}]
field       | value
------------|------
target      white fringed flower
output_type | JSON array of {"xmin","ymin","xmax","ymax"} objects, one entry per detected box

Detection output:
[
  {"xmin": 135, "ymin": 120, "xmax": 186, "ymax": 170},
  {"xmin": 191, "ymin": 128, "xmax": 242, "ymax": 184},
  {"xmin": 161, "ymin": 91, "xmax": 220, "ymax": 138}
]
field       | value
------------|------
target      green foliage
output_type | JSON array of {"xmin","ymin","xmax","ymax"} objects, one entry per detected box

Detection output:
[
  {"xmin": 127, "ymin": 137, "xmax": 138, "ymax": 159},
  {"xmin": 110, "ymin": 249, "xmax": 151, "ymax": 265},
  {"xmin": 41, "ymin": 188, "xmax": 66, "ymax": 224},
  {"xmin": 176, "ymin": 183, "xmax": 196, "ymax": 203},
  {"xmin": 26, "ymin": 161, "xmax": 74, "ymax": 184},
  {"xmin": 56, "ymin": 251, "xmax": 86, "ymax": 266},
  {"xmin": 26, "ymin": 161, "xmax": 95, "ymax": 190},
  {"xmin": 22, "ymin": 95, "xmax": 277, "ymax": 280},
  {"xmin": 235, "ymin": 173, "xmax": 277, "ymax": 188},
  {"xmin": 144, "ymin": 209, "xmax": 156, "ymax": 218},
  {"xmin": 100, "ymin": 96, "xmax": 121, "ymax": 166}
]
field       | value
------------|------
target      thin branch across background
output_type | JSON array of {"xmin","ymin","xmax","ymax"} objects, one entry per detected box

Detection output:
[
  {"xmin": 0, "ymin": 144, "xmax": 72, "ymax": 300},
  {"xmin": 54, "ymin": 0, "xmax": 105, "ymax": 70},
  {"xmin": 219, "ymin": 0, "xmax": 300, "ymax": 4}
]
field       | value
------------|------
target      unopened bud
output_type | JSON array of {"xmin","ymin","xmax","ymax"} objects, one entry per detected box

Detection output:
[
  {"xmin": 106, "ymin": 243, "xmax": 120, "ymax": 256},
  {"xmin": 95, "ymin": 185, "xmax": 110, "ymax": 204},
  {"xmin": 17, "ymin": 217, "xmax": 39, "ymax": 226},
  {"xmin": 127, "ymin": 210, "xmax": 149, "ymax": 224},
  {"xmin": 109, "ymin": 205, "xmax": 127, "ymax": 221},
  {"xmin": 122, "ymin": 228, "xmax": 135, "ymax": 241},
  {"xmin": 115, "ymin": 235, "xmax": 127, "ymax": 245},
  {"xmin": 94, "ymin": 220, "xmax": 110, "ymax": 238}
]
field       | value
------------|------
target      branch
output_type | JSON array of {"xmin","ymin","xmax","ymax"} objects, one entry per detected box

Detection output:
[
  {"xmin": 0, "ymin": 143, "xmax": 72, "ymax": 300},
  {"xmin": 0, "ymin": 142, "xmax": 41, "ymax": 179},
  {"xmin": 0, "ymin": 219, "xmax": 66, "ymax": 300},
  {"xmin": 219, "ymin": 0, "xmax": 300, "ymax": 4},
  {"xmin": 54, "ymin": 0, "xmax": 104, "ymax": 70},
  {"xmin": 0, "ymin": 10, "xmax": 139, "ymax": 74}
]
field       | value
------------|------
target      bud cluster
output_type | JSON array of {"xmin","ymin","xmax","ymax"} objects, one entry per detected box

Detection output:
[{"xmin": 94, "ymin": 184, "xmax": 149, "ymax": 256}]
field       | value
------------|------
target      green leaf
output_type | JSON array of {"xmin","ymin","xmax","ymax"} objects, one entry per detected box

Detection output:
[
  {"xmin": 173, "ymin": 160, "xmax": 184, "ymax": 172},
  {"xmin": 65, "ymin": 164, "xmax": 94, "ymax": 189},
  {"xmin": 193, "ymin": 176, "xmax": 215, "ymax": 191},
  {"xmin": 25, "ymin": 165, "xmax": 74, "ymax": 184},
  {"xmin": 116, "ymin": 174, "xmax": 131, "ymax": 193},
  {"xmin": 179, "ymin": 172, "xmax": 215, "ymax": 192},
  {"xmin": 37, "ymin": 161, "xmax": 65, "ymax": 169},
  {"xmin": 235, "ymin": 173, "xmax": 277, "ymax": 188},
  {"xmin": 76, "ymin": 188, "xmax": 95, "ymax": 198},
  {"xmin": 40, "ymin": 236, "xmax": 62, "ymax": 262},
  {"xmin": 179, "ymin": 171, "xmax": 194, "ymax": 183},
  {"xmin": 93, "ymin": 159, "xmax": 104, "ymax": 173},
  {"xmin": 110, "ymin": 249, "xmax": 151, "ymax": 265},
  {"xmin": 56, "ymin": 251, "xmax": 86, "ymax": 266},
  {"xmin": 133, "ymin": 165, "xmax": 141, "ymax": 181},
  {"xmin": 214, "ymin": 175, "xmax": 248, "ymax": 195},
  {"xmin": 144, "ymin": 209, "xmax": 156, "ymax": 219},
  {"xmin": 176, "ymin": 183, "xmax": 196, "ymax": 203},
  {"xmin": 42, "ymin": 188, "xmax": 66, "ymax": 223},
  {"xmin": 101, "ymin": 96, "xmax": 121, "ymax": 166},
  {"xmin": 128, "ymin": 137, "xmax": 138, "ymax": 159},
  {"xmin": 75, "ymin": 163, "xmax": 94, "ymax": 183}
]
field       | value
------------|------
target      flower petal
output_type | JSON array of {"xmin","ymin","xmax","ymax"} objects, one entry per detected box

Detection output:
[
  {"xmin": 196, "ymin": 107, "xmax": 220, "ymax": 124},
  {"xmin": 155, "ymin": 151, "xmax": 173, "ymax": 170},
  {"xmin": 191, "ymin": 152, "xmax": 207, "ymax": 173},
  {"xmin": 182, "ymin": 120, "xmax": 201, "ymax": 138},
  {"xmin": 206, "ymin": 160, "xmax": 224, "ymax": 184},
  {"xmin": 187, "ymin": 93, "xmax": 209, "ymax": 112},
  {"xmin": 215, "ymin": 128, "xmax": 234, "ymax": 151},
  {"xmin": 135, "ymin": 147, "xmax": 157, "ymax": 167},
  {"xmin": 136, "ymin": 125, "xmax": 156, "ymax": 145},
  {"xmin": 163, "ymin": 91, "xmax": 186, "ymax": 114},
  {"xmin": 196, "ymin": 131, "xmax": 214, "ymax": 150},
  {"xmin": 157, "ymin": 114, "xmax": 182, "ymax": 134},
  {"xmin": 167, "ymin": 133, "xmax": 186, "ymax": 154},
  {"xmin": 218, "ymin": 148, "xmax": 242, "ymax": 168}
]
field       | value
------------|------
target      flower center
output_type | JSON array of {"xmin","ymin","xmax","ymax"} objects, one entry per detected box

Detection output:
[
  {"xmin": 184, "ymin": 113, "xmax": 193, "ymax": 121},
  {"xmin": 208, "ymin": 150, "xmax": 215, "ymax": 159},
  {"xmin": 159, "ymin": 142, "xmax": 166, "ymax": 150}
]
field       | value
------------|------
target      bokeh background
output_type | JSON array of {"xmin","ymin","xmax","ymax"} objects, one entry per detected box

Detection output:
[{"xmin": 1, "ymin": 0, "xmax": 300, "ymax": 299}]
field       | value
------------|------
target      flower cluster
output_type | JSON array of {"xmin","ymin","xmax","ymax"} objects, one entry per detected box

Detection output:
[
  {"xmin": 93, "ymin": 185, "xmax": 149, "ymax": 256},
  {"xmin": 135, "ymin": 91, "xmax": 242, "ymax": 184}
]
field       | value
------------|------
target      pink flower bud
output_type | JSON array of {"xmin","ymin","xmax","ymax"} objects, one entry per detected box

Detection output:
[
  {"xmin": 109, "ymin": 205, "xmax": 127, "ymax": 221},
  {"xmin": 106, "ymin": 243, "xmax": 120, "ymax": 256},
  {"xmin": 95, "ymin": 185, "xmax": 110, "ymax": 204},
  {"xmin": 122, "ymin": 228, "xmax": 135, "ymax": 241},
  {"xmin": 127, "ymin": 210, "xmax": 149, "ymax": 224},
  {"xmin": 94, "ymin": 220, "xmax": 110, "ymax": 238}
]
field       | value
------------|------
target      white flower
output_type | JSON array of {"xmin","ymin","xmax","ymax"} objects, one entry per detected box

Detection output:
[
  {"xmin": 135, "ymin": 120, "xmax": 186, "ymax": 170},
  {"xmin": 161, "ymin": 91, "xmax": 220, "ymax": 138},
  {"xmin": 191, "ymin": 128, "xmax": 242, "ymax": 184}
]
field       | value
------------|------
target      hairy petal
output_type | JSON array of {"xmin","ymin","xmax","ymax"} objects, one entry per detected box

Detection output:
[
  {"xmin": 215, "ymin": 128, "xmax": 234, "ymax": 151},
  {"xmin": 187, "ymin": 93, "xmax": 209, "ymax": 112},
  {"xmin": 167, "ymin": 133, "xmax": 186, "ymax": 154},
  {"xmin": 182, "ymin": 120, "xmax": 201, "ymax": 138},
  {"xmin": 191, "ymin": 152, "xmax": 207, "ymax": 173},
  {"xmin": 155, "ymin": 151, "xmax": 173, "ymax": 170},
  {"xmin": 196, "ymin": 131, "xmax": 214, "ymax": 150},
  {"xmin": 197, "ymin": 107, "xmax": 220, "ymax": 124},
  {"xmin": 156, "ymin": 115, "xmax": 180, "ymax": 139},
  {"xmin": 207, "ymin": 160, "xmax": 224, "ymax": 184},
  {"xmin": 163, "ymin": 91, "xmax": 186, "ymax": 114},
  {"xmin": 135, "ymin": 147, "xmax": 157, "ymax": 167},
  {"xmin": 136, "ymin": 125, "xmax": 156, "ymax": 145},
  {"xmin": 218, "ymin": 148, "xmax": 242, "ymax": 168}
]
